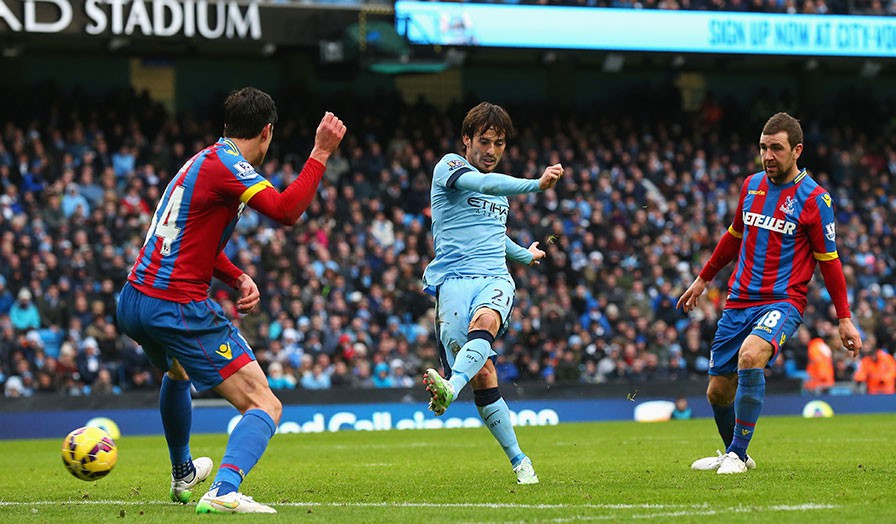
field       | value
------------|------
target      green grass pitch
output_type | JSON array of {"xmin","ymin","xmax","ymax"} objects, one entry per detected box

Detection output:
[{"xmin": 1, "ymin": 413, "xmax": 893, "ymax": 523}]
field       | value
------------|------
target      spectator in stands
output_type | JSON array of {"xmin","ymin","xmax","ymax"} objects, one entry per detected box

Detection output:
[
  {"xmin": 267, "ymin": 361, "xmax": 297, "ymax": 390},
  {"xmin": 391, "ymin": 361, "xmax": 415, "ymax": 388},
  {"xmin": 371, "ymin": 362, "xmax": 394, "ymax": 388},
  {"xmin": 75, "ymin": 337, "xmax": 103, "ymax": 386},
  {"xmin": 0, "ymin": 276, "xmax": 12, "ymax": 315},
  {"xmin": 61, "ymin": 183, "xmax": 90, "ymax": 219},
  {"xmin": 3, "ymin": 375, "xmax": 28, "ymax": 397},
  {"xmin": 90, "ymin": 368, "xmax": 122, "ymax": 395},
  {"xmin": 853, "ymin": 337, "xmax": 896, "ymax": 395},
  {"xmin": 329, "ymin": 359, "xmax": 355, "ymax": 388},
  {"xmin": 10, "ymin": 288, "xmax": 39, "ymax": 332},
  {"xmin": 671, "ymin": 396, "xmax": 692, "ymax": 420},
  {"xmin": 301, "ymin": 360, "xmax": 333, "ymax": 390}
]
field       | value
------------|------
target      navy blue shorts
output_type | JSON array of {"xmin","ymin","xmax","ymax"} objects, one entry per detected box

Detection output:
[
  {"xmin": 709, "ymin": 303, "xmax": 802, "ymax": 376},
  {"xmin": 116, "ymin": 283, "xmax": 255, "ymax": 391}
]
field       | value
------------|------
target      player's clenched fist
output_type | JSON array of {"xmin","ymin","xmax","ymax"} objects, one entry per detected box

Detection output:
[
  {"xmin": 538, "ymin": 163, "xmax": 564, "ymax": 191},
  {"xmin": 311, "ymin": 112, "xmax": 347, "ymax": 164}
]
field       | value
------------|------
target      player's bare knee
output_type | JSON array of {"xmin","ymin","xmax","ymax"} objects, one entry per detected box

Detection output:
[
  {"xmin": 739, "ymin": 337, "xmax": 773, "ymax": 369},
  {"xmin": 738, "ymin": 352, "xmax": 769, "ymax": 370},
  {"xmin": 471, "ymin": 367, "xmax": 493, "ymax": 387},
  {"xmin": 267, "ymin": 395, "xmax": 283, "ymax": 424},
  {"xmin": 706, "ymin": 384, "xmax": 734, "ymax": 406},
  {"xmin": 706, "ymin": 390, "xmax": 731, "ymax": 406},
  {"xmin": 469, "ymin": 308, "xmax": 500, "ymax": 334}
]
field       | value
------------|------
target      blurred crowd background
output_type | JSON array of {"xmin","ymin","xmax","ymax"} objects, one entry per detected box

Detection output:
[{"xmin": 1, "ymin": 80, "xmax": 894, "ymax": 398}]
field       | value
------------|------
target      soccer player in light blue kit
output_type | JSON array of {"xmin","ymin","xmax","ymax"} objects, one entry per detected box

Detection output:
[{"xmin": 422, "ymin": 102, "xmax": 563, "ymax": 484}]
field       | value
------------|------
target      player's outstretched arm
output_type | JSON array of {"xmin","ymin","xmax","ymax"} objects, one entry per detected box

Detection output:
[
  {"xmin": 310, "ymin": 111, "xmax": 348, "ymax": 166},
  {"xmin": 248, "ymin": 112, "xmax": 347, "ymax": 225},
  {"xmin": 452, "ymin": 163, "xmax": 563, "ymax": 196}
]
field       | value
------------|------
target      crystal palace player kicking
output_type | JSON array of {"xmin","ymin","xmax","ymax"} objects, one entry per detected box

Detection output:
[
  {"xmin": 117, "ymin": 88, "xmax": 346, "ymax": 512},
  {"xmin": 677, "ymin": 112, "xmax": 862, "ymax": 474}
]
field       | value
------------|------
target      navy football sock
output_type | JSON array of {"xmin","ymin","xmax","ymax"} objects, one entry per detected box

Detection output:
[
  {"xmin": 212, "ymin": 409, "xmax": 276, "ymax": 492},
  {"xmin": 728, "ymin": 368, "xmax": 765, "ymax": 461},
  {"xmin": 711, "ymin": 403, "xmax": 736, "ymax": 448},
  {"xmin": 160, "ymin": 375, "xmax": 193, "ymax": 470}
]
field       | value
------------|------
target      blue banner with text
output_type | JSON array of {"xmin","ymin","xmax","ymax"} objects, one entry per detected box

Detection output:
[{"xmin": 1, "ymin": 393, "xmax": 893, "ymax": 440}]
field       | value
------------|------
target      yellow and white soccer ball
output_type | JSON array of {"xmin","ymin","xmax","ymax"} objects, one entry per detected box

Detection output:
[
  {"xmin": 61, "ymin": 426, "xmax": 118, "ymax": 481},
  {"xmin": 802, "ymin": 400, "xmax": 834, "ymax": 418},
  {"xmin": 86, "ymin": 417, "xmax": 121, "ymax": 440}
]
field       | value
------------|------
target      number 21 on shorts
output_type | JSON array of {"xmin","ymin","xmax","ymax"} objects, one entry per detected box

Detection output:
[{"xmin": 491, "ymin": 288, "xmax": 510, "ymax": 307}]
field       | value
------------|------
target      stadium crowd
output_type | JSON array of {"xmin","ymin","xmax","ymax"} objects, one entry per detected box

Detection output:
[{"xmin": 1, "ymin": 82, "xmax": 895, "ymax": 398}]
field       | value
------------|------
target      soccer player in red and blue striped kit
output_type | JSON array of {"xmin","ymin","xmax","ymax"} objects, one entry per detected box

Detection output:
[
  {"xmin": 117, "ymin": 87, "xmax": 346, "ymax": 512},
  {"xmin": 677, "ymin": 112, "xmax": 862, "ymax": 474}
]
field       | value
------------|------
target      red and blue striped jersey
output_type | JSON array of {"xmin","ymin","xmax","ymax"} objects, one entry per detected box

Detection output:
[
  {"xmin": 128, "ymin": 138, "xmax": 272, "ymax": 303},
  {"xmin": 725, "ymin": 168, "xmax": 838, "ymax": 314}
]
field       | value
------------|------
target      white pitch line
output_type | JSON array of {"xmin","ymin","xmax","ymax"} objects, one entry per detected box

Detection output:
[
  {"xmin": 0, "ymin": 501, "xmax": 837, "ymax": 513},
  {"xmin": 0, "ymin": 501, "xmax": 684, "ymax": 509},
  {"xmin": 479, "ymin": 503, "xmax": 838, "ymax": 523}
]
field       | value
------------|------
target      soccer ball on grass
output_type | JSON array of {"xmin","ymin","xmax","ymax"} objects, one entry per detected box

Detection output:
[{"xmin": 61, "ymin": 426, "xmax": 118, "ymax": 481}]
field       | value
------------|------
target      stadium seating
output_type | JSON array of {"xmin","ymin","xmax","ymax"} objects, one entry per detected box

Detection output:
[{"xmin": 0, "ymin": 83, "xmax": 893, "ymax": 397}]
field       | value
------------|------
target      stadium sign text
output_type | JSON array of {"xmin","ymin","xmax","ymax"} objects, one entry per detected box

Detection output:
[
  {"xmin": 227, "ymin": 408, "xmax": 561, "ymax": 434},
  {"xmin": 396, "ymin": 1, "xmax": 896, "ymax": 58},
  {"xmin": 0, "ymin": 0, "xmax": 261, "ymax": 39}
]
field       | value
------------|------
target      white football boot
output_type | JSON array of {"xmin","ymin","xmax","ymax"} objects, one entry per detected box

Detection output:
[
  {"xmin": 716, "ymin": 451, "xmax": 749, "ymax": 474},
  {"xmin": 514, "ymin": 456, "xmax": 539, "ymax": 485},
  {"xmin": 195, "ymin": 488, "xmax": 277, "ymax": 514},
  {"xmin": 691, "ymin": 450, "xmax": 756, "ymax": 471},
  {"xmin": 170, "ymin": 457, "xmax": 214, "ymax": 503}
]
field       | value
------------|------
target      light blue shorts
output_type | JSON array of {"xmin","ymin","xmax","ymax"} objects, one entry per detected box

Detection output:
[{"xmin": 434, "ymin": 276, "xmax": 514, "ymax": 372}]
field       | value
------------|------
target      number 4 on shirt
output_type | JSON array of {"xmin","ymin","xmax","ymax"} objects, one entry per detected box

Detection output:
[{"xmin": 144, "ymin": 185, "xmax": 185, "ymax": 256}]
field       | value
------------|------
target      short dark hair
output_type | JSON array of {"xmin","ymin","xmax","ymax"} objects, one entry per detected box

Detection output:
[
  {"xmin": 461, "ymin": 102, "xmax": 515, "ymax": 144},
  {"xmin": 762, "ymin": 112, "xmax": 803, "ymax": 149},
  {"xmin": 223, "ymin": 87, "xmax": 278, "ymax": 139}
]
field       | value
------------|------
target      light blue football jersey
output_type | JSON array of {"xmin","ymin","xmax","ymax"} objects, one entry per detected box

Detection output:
[{"xmin": 423, "ymin": 153, "xmax": 539, "ymax": 291}]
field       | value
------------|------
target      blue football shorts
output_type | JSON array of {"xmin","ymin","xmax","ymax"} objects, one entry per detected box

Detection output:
[
  {"xmin": 709, "ymin": 302, "xmax": 802, "ymax": 376},
  {"xmin": 116, "ymin": 282, "xmax": 256, "ymax": 391},
  {"xmin": 434, "ymin": 276, "xmax": 514, "ymax": 373}
]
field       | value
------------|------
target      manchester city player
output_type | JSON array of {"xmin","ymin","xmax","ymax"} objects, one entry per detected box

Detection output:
[
  {"xmin": 422, "ymin": 102, "xmax": 563, "ymax": 484},
  {"xmin": 678, "ymin": 112, "xmax": 862, "ymax": 474}
]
